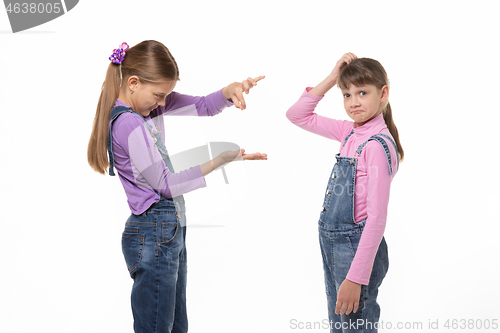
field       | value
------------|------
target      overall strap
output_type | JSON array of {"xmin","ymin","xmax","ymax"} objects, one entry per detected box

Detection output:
[
  {"xmin": 108, "ymin": 106, "xmax": 147, "ymax": 176},
  {"xmin": 341, "ymin": 130, "xmax": 354, "ymax": 148},
  {"xmin": 372, "ymin": 133, "xmax": 399, "ymax": 172},
  {"xmin": 353, "ymin": 134, "xmax": 399, "ymax": 176},
  {"xmin": 110, "ymin": 105, "xmax": 132, "ymax": 120}
]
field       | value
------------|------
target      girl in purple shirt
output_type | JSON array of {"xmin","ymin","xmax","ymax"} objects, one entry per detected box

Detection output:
[{"xmin": 87, "ymin": 40, "xmax": 266, "ymax": 333}]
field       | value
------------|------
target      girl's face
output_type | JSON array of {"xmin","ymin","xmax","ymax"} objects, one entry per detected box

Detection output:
[
  {"xmin": 341, "ymin": 84, "xmax": 389, "ymax": 127},
  {"xmin": 133, "ymin": 80, "xmax": 177, "ymax": 117}
]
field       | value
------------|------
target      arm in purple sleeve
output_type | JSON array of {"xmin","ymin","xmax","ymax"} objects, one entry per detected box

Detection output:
[
  {"xmin": 154, "ymin": 89, "xmax": 233, "ymax": 117},
  {"xmin": 115, "ymin": 113, "xmax": 206, "ymax": 198}
]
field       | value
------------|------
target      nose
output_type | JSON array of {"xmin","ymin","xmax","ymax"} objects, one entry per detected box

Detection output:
[
  {"xmin": 350, "ymin": 95, "xmax": 360, "ymax": 108},
  {"xmin": 157, "ymin": 97, "xmax": 166, "ymax": 107}
]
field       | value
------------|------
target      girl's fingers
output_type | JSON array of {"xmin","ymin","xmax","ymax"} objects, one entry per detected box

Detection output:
[
  {"xmin": 252, "ymin": 75, "xmax": 265, "ymax": 83},
  {"xmin": 246, "ymin": 78, "xmax": 256, "ymax": 93},
  {"xmin": 242, "ymin": 152, "xmax": 267, "ymax": 160},
  {"xmin": 252, "ymin": 153, "xmax": 267, "ymax": 159},
  {"xmin": 345, "ymin": 302, "xmax": 354, "ymax": 315},
  {"xmin": 236, "ymin": 91, "xmax": 246, "ymax": 109},
  {"xmin": 232, "ymin": 95, "xmax": 242, "ymax": 109},
  {"xmin": 340, "ymin": 302, "xmax": 347, "ymax": 315},
  {"xmin": 347, "ymin": 52, "xmax": 357, "ymax": 62},
  {"xmin": 242, "ymin": 80, "xmax": 252, "ymax": 94},
  {"xmin": 335, "ymin": 301, "xmax": 342, "ymax": 315},
  {"xmin": 231, "ymin": 75, "xmax": 265, "ymax": 108},
  {"xmin": 340, "ymin": 52, "xmax": 356, "ymax": 66},
  {"xmin": 244, "ymin": 76, "xmax": 265, "ymax": 93}
]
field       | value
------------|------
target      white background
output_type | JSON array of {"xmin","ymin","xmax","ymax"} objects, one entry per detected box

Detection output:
[{"xmin": 1, "ymin": 1, "xmax": 499, "ymax": 332}]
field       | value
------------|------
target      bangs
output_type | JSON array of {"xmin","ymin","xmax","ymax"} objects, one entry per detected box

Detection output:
[{"xmin": 337, "ymin": 58, "xmax": 384, "ymax": 90}]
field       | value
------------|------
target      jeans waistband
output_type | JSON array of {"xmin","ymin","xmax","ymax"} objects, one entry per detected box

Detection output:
[{"xmin": 148, "ymin": 196, "xmax": 176, "ymax": 212}]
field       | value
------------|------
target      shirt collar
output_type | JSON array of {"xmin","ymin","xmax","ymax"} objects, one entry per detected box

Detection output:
[
  {"xmin": 114, "ymin": 99, "xmax": 130, "ymax": 108},
  {"xmin": 352, "ymin": 113, "xmax": 387, "ymax": 138}
]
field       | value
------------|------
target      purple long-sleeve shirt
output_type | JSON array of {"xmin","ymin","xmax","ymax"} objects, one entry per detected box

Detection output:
[{"xmin": 111, "ymin": 89, "xmax": 233, "ymax": 215}]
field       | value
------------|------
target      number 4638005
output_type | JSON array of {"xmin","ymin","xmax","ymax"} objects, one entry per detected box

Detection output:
[
  {"xmin": 6, "ymin": 3, "xmax": 62, "ymax": 14},
  {"xmin": 444, "ymin": 319, "xmax": 498, "ymax": 330}
]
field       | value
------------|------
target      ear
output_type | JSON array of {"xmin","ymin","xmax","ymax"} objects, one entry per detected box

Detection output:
[
  {"xmin": 127, "ymin": 76, "xmax": 140, "ymax": 90},
  {"xmin": 380, "ymin": 85, "xmax": 389, "ymax": 103}
]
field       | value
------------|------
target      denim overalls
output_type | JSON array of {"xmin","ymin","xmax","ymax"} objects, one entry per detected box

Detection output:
[
  {"xmin": 108, "ymin": 106, "xmax": 188, "ymax": 333},
  {"xmin": 318, "ymin": 130, "xmax": 398, "ymax": 333}
]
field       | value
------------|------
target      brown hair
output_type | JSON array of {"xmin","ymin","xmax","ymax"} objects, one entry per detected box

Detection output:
[
  {"xmin": 87, "ymin": 40, "xmax": 180, "ymax": 174},
  {"xmin": 337, "ymin": 58, "xmax": 404, "ymax": 162}
]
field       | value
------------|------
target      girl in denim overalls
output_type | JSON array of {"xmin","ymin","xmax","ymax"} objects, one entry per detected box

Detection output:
[
  {"xmin": 87, "ymin": 40, "xmax": 266, "ymax": 333},
  {"xmin": 287, "ymin": 53, "xmax": 404, "ymax": 333}
]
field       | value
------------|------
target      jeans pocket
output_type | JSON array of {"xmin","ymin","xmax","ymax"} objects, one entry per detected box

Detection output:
[
  {"xmin": 346, "ymin": 233, "xmax": 361, "ymax": 258},
  {"xmin": 159, "ymin": 213, "xmax": 179, "ymax": 245},
  {"xmin": 122, "ymin": 232, "xmax": 145, "ymax": 275}
]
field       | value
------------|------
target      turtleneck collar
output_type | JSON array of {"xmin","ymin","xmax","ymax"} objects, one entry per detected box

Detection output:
[{"xmin": 351, "ymin": 113, "xmax": 387, "ymax": 139}]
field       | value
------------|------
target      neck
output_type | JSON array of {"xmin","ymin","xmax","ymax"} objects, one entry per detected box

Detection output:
[{"xmin": 117, "ymin": 87, "xmax": 134, "ymax": 110}]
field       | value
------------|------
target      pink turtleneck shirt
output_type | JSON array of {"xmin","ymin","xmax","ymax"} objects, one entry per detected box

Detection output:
[{"xmin": 286, "ymin": 88, "xmax": 399, "ymax": 285}]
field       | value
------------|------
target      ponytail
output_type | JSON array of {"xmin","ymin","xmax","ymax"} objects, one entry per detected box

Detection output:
[
  {"xmin": 383, "ymin": 102, "xmax": 404, "ymax": 162},
  {"xmin": 87, "ymin": 63, "xmax": 121, "ymax": 174}
]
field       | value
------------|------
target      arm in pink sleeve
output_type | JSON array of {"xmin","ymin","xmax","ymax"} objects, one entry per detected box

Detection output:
[
  {"xmin": 286, "ymin": 88, "xmax": 353, "ymax": 142},
  {"xmin": 115, "ymin": 114, "xmax": 206, "ymax": 198},
  {"xmin": 346, "ymin": 141, "xmax": 394, "ymax": 285},
  {"xmin": 154, "ymin": 89, "xmax": 233, "ymax": 117}
]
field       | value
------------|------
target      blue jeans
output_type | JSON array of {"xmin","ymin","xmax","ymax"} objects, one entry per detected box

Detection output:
[
  {"xmin": 319, "ymin": 231, "xmax": 389, "ymax": 332},
  {"xmin": 122, "ymin": 197, "xmax": 187, "ymax": 333}
]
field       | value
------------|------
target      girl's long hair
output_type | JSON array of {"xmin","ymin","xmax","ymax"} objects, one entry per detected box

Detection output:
[
  {"xmin": 87, "ymin": 40, "xmax": 180, "ymax": 174},
  {"xmin": 337, "ymin": 58, "xmax": 404, "ymax": 162}
]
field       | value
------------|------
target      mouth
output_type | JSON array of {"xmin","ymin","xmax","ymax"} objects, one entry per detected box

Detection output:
[{"xmin": 351, "ymin": 110, "xmax": 364, "ymax": 114}]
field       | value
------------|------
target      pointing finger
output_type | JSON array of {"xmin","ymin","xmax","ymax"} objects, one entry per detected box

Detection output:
[{"xmin": 252, "ymin": 75, "xmax": 265, "ymax": 84}]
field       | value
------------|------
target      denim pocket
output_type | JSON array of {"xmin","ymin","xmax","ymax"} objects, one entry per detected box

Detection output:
[
  {"xmin": 157, "ymin": 212, "xmax": 179, "ymax": 245},
  {"xmin": 161, "ymin": 222, "xmax": 178, "ymax": 244},
  {"xmin": 122, "ymin": 232, "xmax": 145, "ymax": 275},
  {"xmin": 346, "ymin": 234, "xmax": 361, "ymax": 258}
]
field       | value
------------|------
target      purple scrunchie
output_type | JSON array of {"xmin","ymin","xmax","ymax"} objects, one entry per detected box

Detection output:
[{"xmin": 109, "ymin": 42, "xmax": 130, "ymax": 64}]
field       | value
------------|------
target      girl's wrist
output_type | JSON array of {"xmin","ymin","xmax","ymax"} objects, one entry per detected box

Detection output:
[
  {"xmin": 215, "ymin": 154, "xmax": 228, "ymax": 165},
  {"xmin": 327, "ymin": 74, "xmax": 338, "ymax": 85},
  {"xmin": 222, "ymin": 84, "xmax": 233, "ymax": 100},
  {"xmin": 309, "ymin": 76, "xmax": 337, "ymax": 96},
  {"xmin": 201, "ymin": 156, "xmax": 222, "ymax": 176}
]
